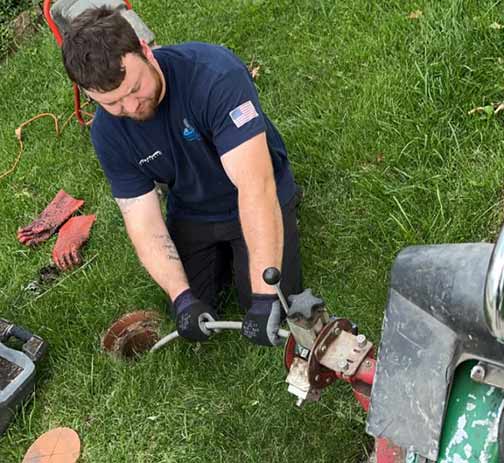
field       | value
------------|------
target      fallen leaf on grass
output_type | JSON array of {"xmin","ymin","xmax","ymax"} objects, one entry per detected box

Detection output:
[
  {"xmin": 248, "ymin": 62, "xmax": 261, "ymax": 80},
  {"xmin": 490, "ymin": 22, "xmax": 504, "ymax": 30},
  {"xmin": 376, "ymin": 153, "xmax": 385, "ymax": 163},
  {"xmin": 408, "ymin": 10, "xmax": 423, "ymax": 20},
  {"xmin": 14, "ymin": 189, "xmax": 33, "ymax": 199},
  {"xmin": 468, "ymin": 102, "xmax": 504, "ymax": 117},
  {"xmin": 468, "ymin": 105, "xmax": 495, "ymax": 117}
]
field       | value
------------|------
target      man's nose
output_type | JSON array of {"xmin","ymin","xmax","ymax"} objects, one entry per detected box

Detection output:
[{"xmin": 123, "ymin": 96, "xmax": 140, "ymax": 114}]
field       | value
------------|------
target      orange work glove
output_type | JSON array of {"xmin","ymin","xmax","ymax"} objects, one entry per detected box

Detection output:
[
  {"xmin": 17, "ymin": 190, "xmax": 84, "ymax": 246},
  {"xmin": 52, "ymin": 215, "xmax": 96, "ymax": 270}
]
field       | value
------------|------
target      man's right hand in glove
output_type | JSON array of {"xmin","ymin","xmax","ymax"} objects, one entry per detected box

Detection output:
[{"xmin": 173, "ymin": 289, "xmax": 218, "ymax": 342}]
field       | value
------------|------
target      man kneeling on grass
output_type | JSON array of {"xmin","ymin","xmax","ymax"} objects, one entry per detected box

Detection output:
[{"xmin": 61, "ymin": 6, "xmax": 302, "ymax": 346}]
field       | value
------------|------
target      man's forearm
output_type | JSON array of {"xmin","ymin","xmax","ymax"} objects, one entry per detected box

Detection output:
[
  {"xmin": 117, "ymin": 194, "xmax": 189, "ymax": 300},
  {"xmin": 219, "ymin": 132, "xmax": 285, "ymax": 294},
  {"xmin": 134, "ymin": 230, "xmax": 189, "ymax": 299},
  {"xmin": 238, "ymin": 184, "xmax": 283, "ymax": 294}
]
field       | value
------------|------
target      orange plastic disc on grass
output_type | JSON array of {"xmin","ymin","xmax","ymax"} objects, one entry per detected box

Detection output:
[{"xmin": 23, "ymin": 427, "xmax": 80, "ymax": 463}]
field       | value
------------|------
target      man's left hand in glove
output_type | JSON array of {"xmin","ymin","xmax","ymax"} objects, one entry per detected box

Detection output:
[{"xmin": 241, "ymin": 294, "xmax": 285, "ymax": 346}]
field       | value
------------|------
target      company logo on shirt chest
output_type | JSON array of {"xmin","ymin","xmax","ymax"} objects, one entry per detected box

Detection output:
[
  {"xmin": 139, "ymin": 150, "xmax": 163, "ymax": 166},
  {"xmin": 182, "ymin": 118, "xmax": 201, "ymax": 142}
]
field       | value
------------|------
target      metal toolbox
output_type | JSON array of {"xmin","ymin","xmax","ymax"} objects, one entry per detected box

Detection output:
[{"xmin": 0, "ymin": 320, "xmax": 47, "ymax": 436}]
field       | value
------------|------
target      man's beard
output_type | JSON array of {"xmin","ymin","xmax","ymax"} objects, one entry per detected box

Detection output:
[{"xmin": 126, "ymin": 62, "xmax": 163, "ymax": 122}]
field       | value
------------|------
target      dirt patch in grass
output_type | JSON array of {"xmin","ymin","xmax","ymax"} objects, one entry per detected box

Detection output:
[{"xmin": 1, "ymin": 3, "xmax": 45, "ymax": 61}]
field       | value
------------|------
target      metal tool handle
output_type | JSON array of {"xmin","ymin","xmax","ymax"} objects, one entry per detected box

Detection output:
[
  {"xmin": 0, "ymin": 319, "xmax": 32, "ymax": 343},
  {"xmin": 10, "ymin": 325, "xmax": 33, "ymax": 343},
  {"xmin": 0, "ymin": 319, "xmax": 47, "ymax": 362},
  {"xmin": 263, "ymin": 267, "xmax": 290, "ymax": 314},
  {"xmin": 485, "ymin": 224, "xmax": 504, "ymax": 342},
  {"xmin": 150, "ymin": 321, "xmax": 290, "ymax": 352}
]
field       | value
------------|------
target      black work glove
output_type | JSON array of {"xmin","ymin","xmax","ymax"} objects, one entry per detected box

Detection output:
[
  {"xmin": 241, "ymin": 294, "xmax": 285, "ymax": 346},
  {"xmin": 173, "ymin": 289, "xmax": 218, "ymax": 342}
]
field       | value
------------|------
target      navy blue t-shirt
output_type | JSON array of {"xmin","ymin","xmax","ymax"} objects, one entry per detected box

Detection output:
[{"xmin": 91, "ymin": 42, "xmax": 296, "ymax": 222}]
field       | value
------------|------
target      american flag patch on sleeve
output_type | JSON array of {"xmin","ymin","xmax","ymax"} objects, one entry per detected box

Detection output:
[{"xmin": 229, "ymin": 100, "xmax": 259, "ymax": 128}]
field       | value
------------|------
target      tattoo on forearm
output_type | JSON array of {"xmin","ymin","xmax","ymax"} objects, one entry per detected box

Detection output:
[
  {"xmin": 153, "ymin": 233, "xmax": 181, "ymax": 261},
  {"xmin": 116, "ymin": 197, "xmax": 144, "ymax": 215}
]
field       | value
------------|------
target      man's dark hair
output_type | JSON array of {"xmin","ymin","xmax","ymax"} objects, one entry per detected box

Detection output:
[{"xmin": 62, "ymin": 6, "xmax": 143, "ymax": 92}]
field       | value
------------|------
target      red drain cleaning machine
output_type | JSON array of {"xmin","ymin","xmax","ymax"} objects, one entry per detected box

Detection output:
[{"xmin": 273, "ymin": 223, "xmax": 504, "ymax": 462}]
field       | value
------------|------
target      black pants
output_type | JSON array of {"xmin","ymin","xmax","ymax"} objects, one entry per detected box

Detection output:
[{"xmin": 167, "ymin": 192, "xmax": 302, "ymax": 311}]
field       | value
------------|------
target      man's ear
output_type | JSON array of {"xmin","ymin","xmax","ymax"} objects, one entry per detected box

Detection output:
[
  {"xmin": 83, "ymin": 89, "xmax": 92, "ymax": 101},
  {"xmin": 140, "ymin": 39, "xmax": 154, "ymax": 62},
  {"xmin": 83, "ymin": 87, "xmax": 102, "ymax": 105},
  {"xmin": 82, "ymin": 88, "xmax": 95, "ymax": 102}
]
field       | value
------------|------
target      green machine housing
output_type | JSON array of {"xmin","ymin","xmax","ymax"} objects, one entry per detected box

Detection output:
[{"xmin": 367, "ymin": 243, "xmax": 504, "ymax": 462}]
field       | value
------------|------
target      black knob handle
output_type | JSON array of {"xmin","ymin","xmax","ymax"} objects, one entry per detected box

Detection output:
[{"xmin": 263, "ymin": 267, "xmax": 281, "ymax": 285}]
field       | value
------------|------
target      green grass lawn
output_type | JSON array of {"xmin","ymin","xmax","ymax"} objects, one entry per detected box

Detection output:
[{"xmin": 2, "ymin": 0, "xmax": 504, "ymax": 461}]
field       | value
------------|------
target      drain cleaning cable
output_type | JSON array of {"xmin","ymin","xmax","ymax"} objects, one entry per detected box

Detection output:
[{"xmin": 150, "ymin": 321, "xmax": 290, "ymax": 352}]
